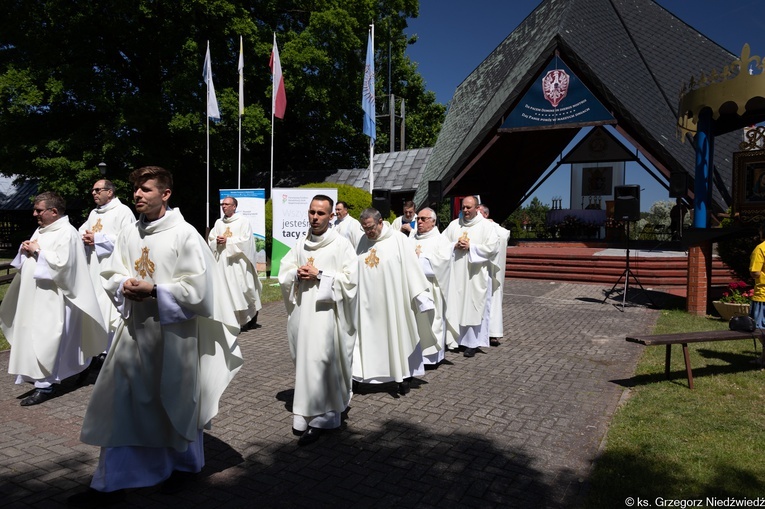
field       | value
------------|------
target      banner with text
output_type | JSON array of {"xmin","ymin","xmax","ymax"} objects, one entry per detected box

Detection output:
[
  {"xmin": 270, "ymin": 188, "xmax": 338, "ymax": 277},
  {"xmin": 500, "ymin": 56, "xmax": 614, "ymax": 131}
]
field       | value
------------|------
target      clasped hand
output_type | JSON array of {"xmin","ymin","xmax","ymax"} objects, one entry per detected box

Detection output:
[
  {"xmin": 82, "ymin": 230, "xmax": 95, "ymax": 246},
  {"xmin": 455, "ymin": 238, "xmax": 470, "ymax": 250},
  {"xmin": 297, "ymin": 264, "xmax": 320, "ymax": 280},
  {"xmin": 21, "ymin": 240, "xmax": 39, "ymax": 257},
  {"xmin": 123, "ymin": 278, "xmax": 154, "ymax": 301}
]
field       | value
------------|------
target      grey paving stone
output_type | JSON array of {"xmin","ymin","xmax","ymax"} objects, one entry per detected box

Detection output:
[{"xmin": 0, "ymin": 280, "xmax": 660, "ymax": 508}]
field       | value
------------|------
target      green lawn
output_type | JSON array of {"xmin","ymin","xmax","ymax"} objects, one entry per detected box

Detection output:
[{"xmin": 583, "ymin": 309, "xmax": 765, "ymax": 506}]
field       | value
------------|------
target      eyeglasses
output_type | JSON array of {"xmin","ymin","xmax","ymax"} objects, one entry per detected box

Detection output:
[
  {"xmin": 416, "ymin": 217, "xmax": 434, "ymax": 221},
  {"xmin": 33, "ymin": 207, "xmax": 52, "ymax": 214},
  {"xmin": 91, "ymin": 188, "xmax": 108, "ymax": 194}
]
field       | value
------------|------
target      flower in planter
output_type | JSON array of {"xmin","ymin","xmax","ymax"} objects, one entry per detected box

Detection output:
[{"xmin": 719, "ymin": 281, "xmax": 753, "ymax": 304}]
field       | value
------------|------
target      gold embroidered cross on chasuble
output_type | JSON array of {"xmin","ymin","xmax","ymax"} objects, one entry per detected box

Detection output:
[
  {"xmin": 134, "ymin": 246, "xmax": 155, "ymax": 279},
  {"xmin": 364, "ymin": 249, "xmax": 379, "ymax": 268}
]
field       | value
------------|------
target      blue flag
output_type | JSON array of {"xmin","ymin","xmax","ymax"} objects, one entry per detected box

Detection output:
[{"xmin": 362, "ymin": 31, "xmax": 375, "ymax": 141}]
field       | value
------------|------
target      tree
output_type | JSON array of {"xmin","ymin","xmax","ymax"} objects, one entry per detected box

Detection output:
[
  {"xmin": 505, "ymin": 197, "xmax": 550, "ymax": 231},
  {"xmin": 0, "ymin": 0, "xmax": 444, "ymax": 231}
]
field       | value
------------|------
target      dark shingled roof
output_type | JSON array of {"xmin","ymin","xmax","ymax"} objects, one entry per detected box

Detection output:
[
  {"xmin": 0, "ymin": 177, "xmax": 37, "ymax": 210},
  {"xmin": 325, "ymin": 148, "xmax": 433, "ymax": 192},
  {"xmin": 413, "ymin": 0, "xmax": 742, "ymax": 219}
]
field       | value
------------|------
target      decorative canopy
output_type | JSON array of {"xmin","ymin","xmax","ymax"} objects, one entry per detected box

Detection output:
[{"xmin": 678, "ymin": 44, "xmax": 765, "ymax": 138}]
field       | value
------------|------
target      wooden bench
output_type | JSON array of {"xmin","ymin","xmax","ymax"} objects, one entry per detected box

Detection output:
[
  {"xmin": 626, "ymin": 330, "xmax": 763, "ymax": 389},
  {"xmin": 0, "ymin": 262, "xmax": 15, "ymax": 285}
]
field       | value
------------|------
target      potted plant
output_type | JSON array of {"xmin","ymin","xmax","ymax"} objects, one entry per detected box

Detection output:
[{"xmin": 712, "ymin": 281, "xmax": 753, "ymax": 321}]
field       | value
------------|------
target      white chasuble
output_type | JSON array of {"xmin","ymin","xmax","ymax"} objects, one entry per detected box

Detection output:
[
  {"xmin": 443, "ymin": 213, "xmax": 501, "ymax": 327},
  {"xmin": 354, "ymin": 224, "xmax": 437, "ymax": 383},
  {"xmin": 208, "ymin": 213, "xmax": 262, "ymax": 326},
  {"xmin": 1, "ymin": 216, "xmax": 107, "ymax": 382},
  {"xmin": 79, "ymin": 197, "xmax": 136, "ymax": 333},
  {"xmin": 333, "ymin": 215, "xmax": 363, "ymax": 249},
  {"xmin": 278, "ymin": 228, "xmax": 357, "ymax": 421},
  {"xmin": 80, "ymin": 209, "xmax": 243, "ymax": 452},
  {"xmin": 410, "ymin": 229, "xmax": 457, "ymax": 362},
  {"xmin": 488, "ymin": 222, "xmax": 510, "ymax": 338}
]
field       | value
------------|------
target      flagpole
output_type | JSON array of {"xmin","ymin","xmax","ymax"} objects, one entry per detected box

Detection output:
[
  {"xmin": 269, "ymin": 32, "xmax": 287, "ymax": 199},
  {"xmin": 238, "ymin": 36, "xmax": 243, "ymax": 189},
  {"xmin": 203, "ymin": 41, "xmax": 220, "ymax": 233},
  {"xmin": 270, "ymin": 108, "xmax": 274, "ymax": 197},
  {"xmin": 270, "ymin": 32, "xmax": 276, "ymax": 199},
  {"xmin": 369, "ymin": 24, "xmax": 375, "ymax": 197},
  {"xmin": 206, "ymin": 41, "xmax": 211, "ymax": 232},
  {"xmin": 238, "ymin": 106, "xmax": 242, "ymax": 192}
]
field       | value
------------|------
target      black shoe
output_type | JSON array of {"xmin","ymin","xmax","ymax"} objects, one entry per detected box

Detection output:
[
  {"xmin": 160, "ymin": 471, "xmax": 196, "ymax": 494},
  {"xmin": 398, "ymin": 380, "xmax": 411, "ymax": 395},
  {"xmin": 463, "ymin": 348, "xmax": 477, "ymax": 358},
  {"xmin": 67, "ymin": 488, "xmax": 125, "ymax": 508},
  {"xmin": 298, "ymin": 427, "xmax": 322, "ymax": 446},
  {"xmin": 490, "ymin": 338, "xmax": 501, "ymax": 347},
  {"xmin": 20, "ymin": 388, "xmax": 55, "ymax": 406}
]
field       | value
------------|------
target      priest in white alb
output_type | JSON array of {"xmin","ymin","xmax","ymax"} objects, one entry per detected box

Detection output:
[
  {"xmin": 79, "ymin": 178, "xmax": 136, "ymax": 349},
  {"xmin": 208, "ymin": 195, "xmax": 262, "ymax": 330},
  {"xmin": 279, "ymin": 195, "xmax": 358, "ymax": 446},
  {"xmin": 443, "ymin": 196, "xmax": 500, "ymax": 358},
  {"xmin": 71, "ymin": 167, "xmax": 243, "ymax": 506},
  {"xmin": 409, "ymin": 207, "xmax": 456, "ymax": 365},
  {"xmin": 478, "ymin": 203, "xmax": 510, "ymax": 346},
  {"xmin": 332, "ymin": 200, "xmax": 363, "ymax": 248},
  {"xmin": 1, "ymin": 192, "xmax": 107, "ymax": 406},
  {"xmin": 354, "ymin": 208, "xmax": 437, "ymax": 395}
]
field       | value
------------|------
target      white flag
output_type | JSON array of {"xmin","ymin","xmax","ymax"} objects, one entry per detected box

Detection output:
[
  {"xmin": 238, "ymin": 36, "xmax": 244, "ymax": 116},
  {"xmin": 203, "ymin": 42, "xmax": 220, "ymax": 120}
]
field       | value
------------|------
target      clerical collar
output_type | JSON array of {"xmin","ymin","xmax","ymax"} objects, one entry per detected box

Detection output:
[
  {"xmin": 460, "ymin": 212, "xmax": 484, "ymax": 227},
  {"xmin": 142, "ymin": 207, "xmax": 171, "ymax": 224},
  {"xmin": 97, "ymin": 197, "xmax": 121, "ymax": 212}
]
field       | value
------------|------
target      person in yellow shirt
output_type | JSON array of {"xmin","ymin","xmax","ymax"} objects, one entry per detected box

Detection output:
[{"xmin": 748, "ymin": 222, "xmax": 765, "ymax": 367}]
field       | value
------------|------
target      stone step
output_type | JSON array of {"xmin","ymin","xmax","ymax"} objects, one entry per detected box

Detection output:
[{"xmin": 503, "ymin": 249, "xmax": 735, "ymax": 287}]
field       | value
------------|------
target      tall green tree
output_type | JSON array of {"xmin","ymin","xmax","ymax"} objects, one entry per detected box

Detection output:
[{"xmin": 0, "ymin": 0, "xmax": 445, "ymax": 230}]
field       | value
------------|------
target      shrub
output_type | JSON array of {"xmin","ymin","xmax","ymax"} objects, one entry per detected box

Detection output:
[{"xmin": 715, "ymin": 216, "xmax": 759, "ymax": 283}]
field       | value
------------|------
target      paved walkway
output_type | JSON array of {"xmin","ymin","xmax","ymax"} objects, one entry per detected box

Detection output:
[{"xmin": 0, "ymin": 280, "xmax": 667, "ymax": 508}]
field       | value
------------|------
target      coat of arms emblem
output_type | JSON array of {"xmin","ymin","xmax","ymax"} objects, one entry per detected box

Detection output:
[{"xmin": 542, "ymin": 69, "xmax": 570, "ymax": 108}]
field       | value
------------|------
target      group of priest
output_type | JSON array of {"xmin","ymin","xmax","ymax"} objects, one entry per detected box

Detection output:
[
  {"xmin": 279, "ymin": 195, "xmax": 509, "ymax": 446},
  {"xmin": 0, "ymin": 169, "xmax": 256, "ymax": 506}
]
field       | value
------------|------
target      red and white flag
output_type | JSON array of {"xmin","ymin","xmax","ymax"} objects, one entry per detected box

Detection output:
[{"xmin": 270, "ymin": 34, "xmax": 286, "ymax": 119}]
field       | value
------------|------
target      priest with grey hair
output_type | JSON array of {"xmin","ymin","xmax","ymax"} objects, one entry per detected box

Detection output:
[
  {"xmin": 409, "ymin": 207, "xmax": 456, "ymax": 364},
  {"xmin": 354, "ymin": 207, "xmax": 437, "ymax": 395}
]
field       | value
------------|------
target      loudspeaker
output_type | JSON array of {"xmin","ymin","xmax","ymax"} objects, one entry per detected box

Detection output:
[
  {"xmin": 669, "ymin": 173, "xmax": 687, "ymax": 198},
  {"xmin": 614, "ymin": 185, "xmax": 640, "ymax": 221},
  {"xmin": 428, "ymin": 180, "xmax": 442, "ymax": 205},
  {"xmin": 372, "ymin": 189, "xmax": 391, "ymax": 218}
]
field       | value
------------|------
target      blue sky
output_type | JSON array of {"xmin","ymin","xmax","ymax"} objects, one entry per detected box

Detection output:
[{"xmin": 404, "ymin": 0, "xmax": 765, "ymax": 211}]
